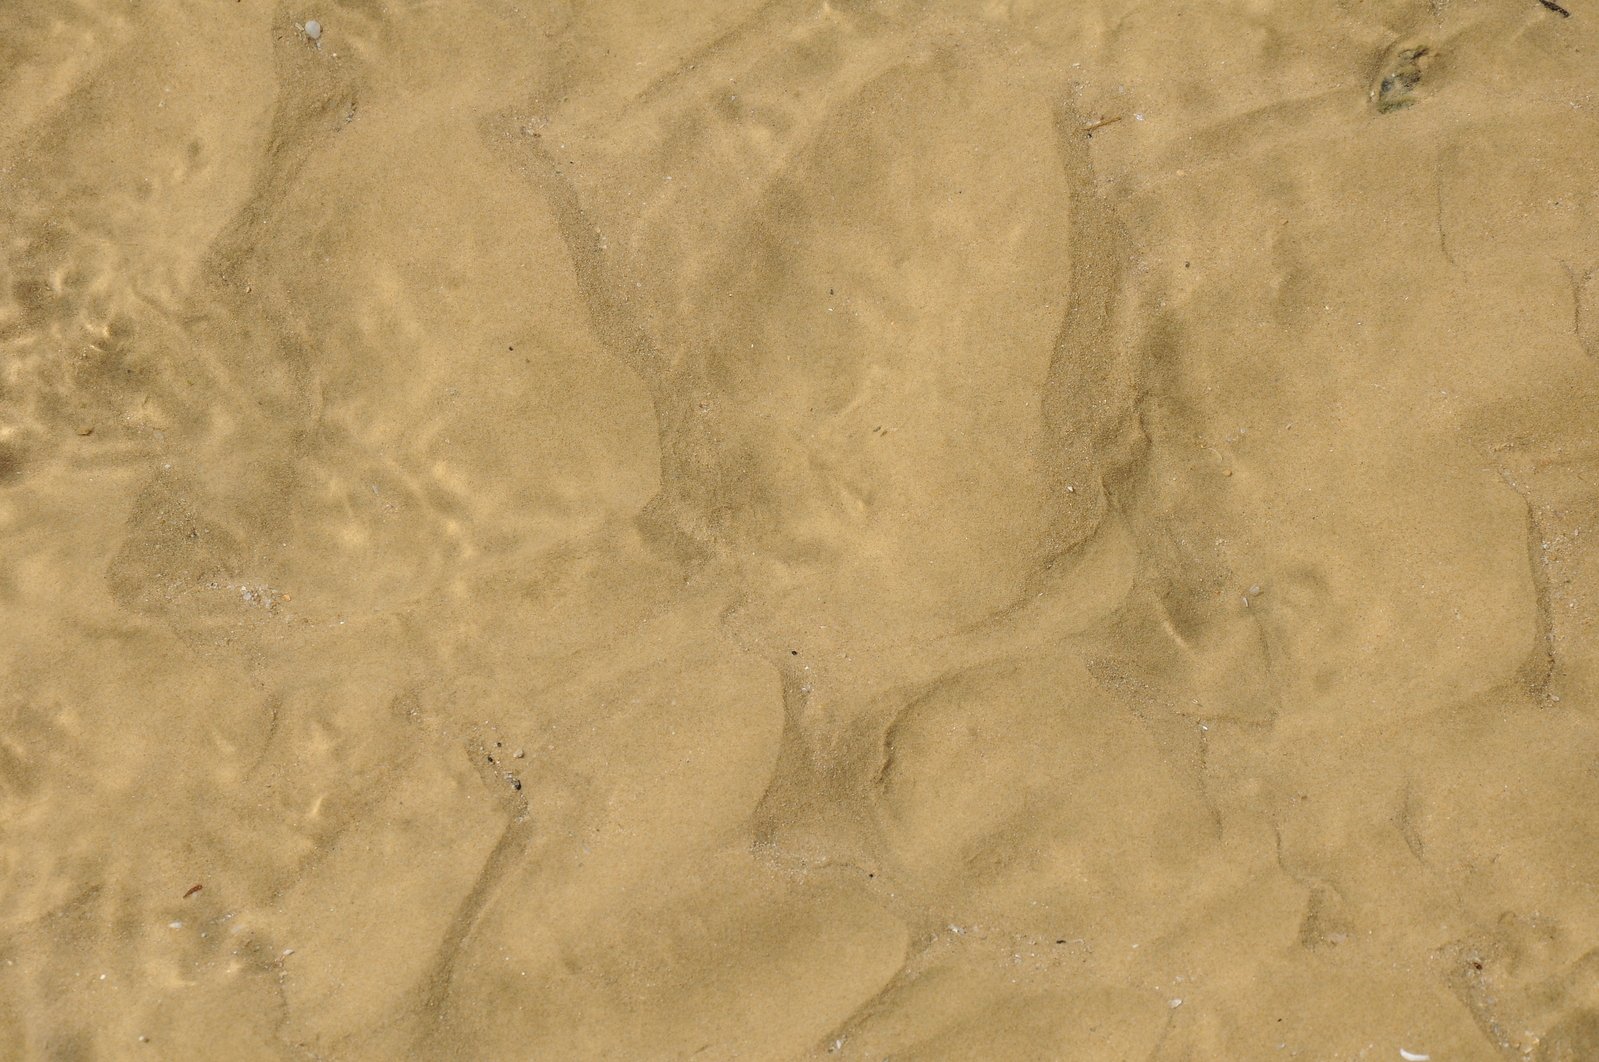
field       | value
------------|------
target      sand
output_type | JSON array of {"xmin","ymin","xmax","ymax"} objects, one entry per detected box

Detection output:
[{"xmin": 1, "ymin": 0, "xmax": 1597, "ymax": 1058}]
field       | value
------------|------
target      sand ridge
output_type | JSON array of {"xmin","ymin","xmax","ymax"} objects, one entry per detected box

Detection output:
[{"xmin": 2, "ymin": 0, "xmax": 1598, "ymax": 1058}]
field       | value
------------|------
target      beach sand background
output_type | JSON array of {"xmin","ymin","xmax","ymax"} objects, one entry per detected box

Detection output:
[{"xmin": 2, "ymin": 0, "xmax": 1597, "ymax": 1058}]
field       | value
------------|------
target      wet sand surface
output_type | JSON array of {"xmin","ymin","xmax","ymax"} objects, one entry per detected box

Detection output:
[{"xmin": 2, "ymin": 1, "xmax": 1598, "ymax": 1058}]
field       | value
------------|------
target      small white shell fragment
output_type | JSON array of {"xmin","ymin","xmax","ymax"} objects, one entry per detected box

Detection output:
[
  {"xmin": 303, "ymin": 19, "xmax": 322, "ymax": 40},
  {"xmin": 1399, "ymin": 1050, "xmax": 1430, "ymax": 1061}
]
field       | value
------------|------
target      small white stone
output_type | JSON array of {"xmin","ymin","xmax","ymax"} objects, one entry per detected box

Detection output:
[
  {"xmin": 304, "ymin": 19, "xmax": 322, "ymax": 40},
  {"xmin": 1169, "ymin": 998, "xmax": 1182, "ymax": 1008}
]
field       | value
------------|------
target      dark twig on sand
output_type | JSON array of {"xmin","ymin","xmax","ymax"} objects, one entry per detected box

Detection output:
[{"xmin": 1539, "ymin": 0, "xmax": 1572, "ymax": 18}]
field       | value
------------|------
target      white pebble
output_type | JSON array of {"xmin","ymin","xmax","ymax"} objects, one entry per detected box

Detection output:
[
  {"xmin": 304, "ymin": 19, "xmax": 322, "ymax": 41},
  {"xmin": 1398, "ymin": 1051, "xmax": 1429, "ymax": 1062}
]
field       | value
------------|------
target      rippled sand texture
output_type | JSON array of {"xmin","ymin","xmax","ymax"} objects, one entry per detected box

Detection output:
[{"xmin": 3, "ymin": 0, "xmax": 1599, "ymax": 1058}]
